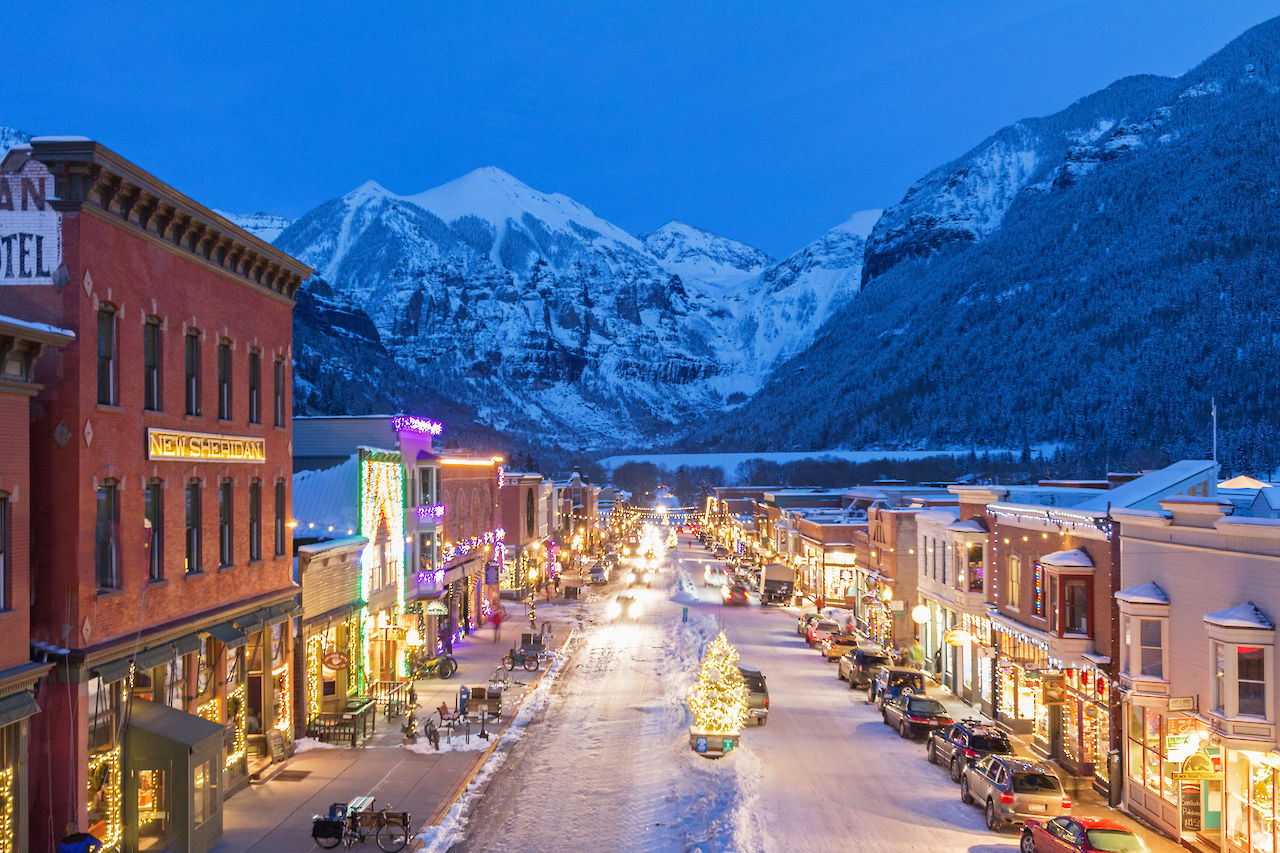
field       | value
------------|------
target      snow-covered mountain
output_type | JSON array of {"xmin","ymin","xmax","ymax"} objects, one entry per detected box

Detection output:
[
  {"xmin": 0, "ymin": 126, "xmax": 30, "ymax": 160},
  {"xmin": 277, "ymin": 166, "xmax": 875, "ymax": 447},
  {"xmin": 212, "ymin": 210, "xmax": 294, "ymax": 243},
  {"xmin": 641, "ymin": 221, "xmax": 773, "ymax": 288},
  {"xmin": 862, "ymin": 74, "xmax": 1180, "ymax": 282}
]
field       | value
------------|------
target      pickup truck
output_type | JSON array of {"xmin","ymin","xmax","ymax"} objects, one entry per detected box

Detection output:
[{"xmin": 759, "ymin": 563, "xmax": 794, "ymax": 604}]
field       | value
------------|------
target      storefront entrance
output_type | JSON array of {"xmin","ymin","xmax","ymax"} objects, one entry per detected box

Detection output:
[{"xmin": 124, "ymin": 700, "xmax": 226, "ymax": 853}]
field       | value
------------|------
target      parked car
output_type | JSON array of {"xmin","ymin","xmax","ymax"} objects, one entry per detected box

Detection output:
[
  {"xmin": 713, "ymin": 546, "xmax": 729, "ymax": 559},
  {"xmin": 869, "ymin": 666, "xmax": 928, "ymax": 707},
  {"xmin": 588, "ymin": 564, "xmax": 609, "ymax": 584},
  {"xmin": 820, "ymin": 632, "xmax": 863, "ymax": 661},
  {"xmin": 738, "ymin": 665, "xmax": 769, "ymax": 725},
  {"xmin": 881, "ymin": 693, "xmax": 953, "ymax": 738},
  {"xmin": 607, "ymin": 593, "xmax": 642, "ymax": 620},
  {"xmin": 838, "ymin": 646, "xmax": 892, "ymax": 687},
  {"xmin": 797, "ymin": 613, "xmax": 824, "ymax": 636},
  {"xmin": 1019, "ymin": 816, "xmax": 1145, "ymax": 852},
  {"xmin": 960, "ymin": 755, "xmax": 1070, "ymax": 832},
  {"xmin": 927, "ymin": 719, "xmax": 1015, "ymax": 782},
  {"xmin": 806, "ymin": 619, "xmax": 842, "ymax": 647}
]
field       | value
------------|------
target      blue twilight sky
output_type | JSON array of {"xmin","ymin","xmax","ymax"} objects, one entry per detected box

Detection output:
[{"xmin": 4, "ymin": 2, "xmax": 1275, "ymax": 256}]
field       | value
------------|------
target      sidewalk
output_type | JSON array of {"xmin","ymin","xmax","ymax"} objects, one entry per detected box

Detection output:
[{"xmin": 212, "ymin": 599, "xmax": 581, "ymax": 853}]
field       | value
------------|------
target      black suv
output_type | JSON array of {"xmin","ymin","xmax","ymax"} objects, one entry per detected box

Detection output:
[{"xmin": 926, "ymin": 718, "xmax": 1016, "ymax": 782}]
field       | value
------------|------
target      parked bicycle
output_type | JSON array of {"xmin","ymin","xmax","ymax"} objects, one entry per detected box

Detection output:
[
  {"xmin": 311, "ymin": 797, "xmax": 410, "ymax": 851},
  {"xmin": 408, "ymin": 649, "xmax": 457, "ymax": 679},
  {"xmin": 503, "ymin": 647, "xmax": 541, "ymax": 672}
]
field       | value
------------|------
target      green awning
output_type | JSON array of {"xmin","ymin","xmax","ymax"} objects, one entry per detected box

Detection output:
[
  {"xmin": 204, "ymin": 622, "xmax": 248, "ymax": 649},
  {"xmin": 0, "ymin": 691, "xmax": 40, "ymax": 726},
  {"xmin": 93, "ymin": 658, "xmax": 134, "ymax": 684},
  {"xmin": 279, "ymin": 598, "xmax": 301, "ymax": 613},
  {"xmin": 256, "ymin": 607, "xmax": 290, "ymax": 627},
  {"xmin": 172, "ymin": 634, "xmax": 202, "ymax": 656},
  {"xmin": 133, "ymin": 644, "xmax": 177, "ymax": 671}
]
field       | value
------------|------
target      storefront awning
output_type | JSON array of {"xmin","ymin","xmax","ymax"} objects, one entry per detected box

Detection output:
[
  {"xmin": 172, "ymin": 634, "xmax": 202, "ymax": 656},
  {"xmin": 204, "ymin": 622, "xmax": 249, "ymax": 649},
  {"xmin": 255, "ymin": 606, "xmax": 291, "ymax": 627},
  {"xmin": 0, "ymin": 691, "xmax": 40, "ymax": 726},
  {"xmin": 93, "ymin": 658, "xmax": 134, "ymax": 684},
  {"xmin": 129, "ymin": 699, "xmax": 225, "ymax": 750},
  {"xmin": 133, "ymin": 644, "xmax": 179, "ymax": 671}
]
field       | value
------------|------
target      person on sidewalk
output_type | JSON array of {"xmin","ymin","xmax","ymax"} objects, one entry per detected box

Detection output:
[
  {"xmin": 58, "ymin": 822, "xmax": 102, "ymax": 853},
  {"xmin": 490, "ymin": 607, "xmax": 504, "ymax": 643}
]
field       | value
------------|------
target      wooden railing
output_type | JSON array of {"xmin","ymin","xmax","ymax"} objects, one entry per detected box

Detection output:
[
  {"xmin": 369, "ymin": 681, "xmax": 409, "ymax": 718},
  {"xmin": 306, "ymin": 697, "xmax": 377, "ymax": 746}
]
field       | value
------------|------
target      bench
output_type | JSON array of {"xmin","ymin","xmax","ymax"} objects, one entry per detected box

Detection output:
[
  {"xmin": 437, "ymin": 703, "xmax": 461, "ymax": 731},
  {"xmin": 468, "ymin": 686, "xmax": 502, "ymax": 719}
]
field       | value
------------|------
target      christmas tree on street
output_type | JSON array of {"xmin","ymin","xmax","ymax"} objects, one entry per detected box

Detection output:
[{"xmin": 688, "ymin": 631, "xmax": 749, "ymax": 735}]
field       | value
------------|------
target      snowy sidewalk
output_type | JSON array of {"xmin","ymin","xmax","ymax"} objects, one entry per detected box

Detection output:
[{"xmin": 212, "ymin": 602, "xmax": 581, "ymax": 853}]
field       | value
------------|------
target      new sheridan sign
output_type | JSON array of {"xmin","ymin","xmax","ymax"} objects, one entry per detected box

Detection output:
[{"xmin": 147, "ymin": 428, "xmax": 266, "ymax": 463}]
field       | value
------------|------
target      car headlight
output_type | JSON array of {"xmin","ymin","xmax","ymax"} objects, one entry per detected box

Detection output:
[
  {"xmin": 629, "ymin": 603, "xmax": 642, "ymax": 618},
  {"xmin": 607, "ymin": 601, "xmax": 622, "ymax": 618}
]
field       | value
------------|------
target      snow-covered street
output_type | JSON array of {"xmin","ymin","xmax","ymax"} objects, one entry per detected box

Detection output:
[{"xmin": 441, "ymin": 536, "xmax": 1032, "ymax": 852}]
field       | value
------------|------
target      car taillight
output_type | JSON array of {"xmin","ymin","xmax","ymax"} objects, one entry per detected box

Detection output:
[
  {"xmin": 962, "ymin": 748, "xmax": 979, "ymax": 758},
  {"xmin": 1061, "ymin": 796, "xmax": 1072, "ymax": 809},
  {"xmin": 999, "ymin": 792, "xmax": 1014, "ymax": 804},
  {"xmin": 939, "ymin": 717, "xmax": 953, "ymax": 725},
  {"xmin": 764, "ymin": 697, "xmax": 769, "ymax": 708}
]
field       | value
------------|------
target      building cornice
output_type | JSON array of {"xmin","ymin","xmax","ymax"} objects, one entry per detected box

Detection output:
[{"xmin": 28, "ymin": 138, "xmax": 311, "ymax": 302}]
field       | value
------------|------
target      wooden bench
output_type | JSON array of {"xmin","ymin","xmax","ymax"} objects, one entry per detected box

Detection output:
[{"xmin": 437, "ymin": 703, "xmax": 461, "ymax": 731}]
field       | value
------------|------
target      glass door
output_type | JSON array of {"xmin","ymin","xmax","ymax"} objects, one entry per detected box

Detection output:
[{"xmin": 136, "ymin": 766, "xmax": 168, "ymax": 851}]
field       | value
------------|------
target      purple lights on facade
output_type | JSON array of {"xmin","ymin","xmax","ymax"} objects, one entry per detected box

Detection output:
[
  {"xmin": 415, "ymin": 504, "xmax": 447, "ymax": 521},
  {"xmin": 391, "ymin": 415, "xmax": 443, "ymax": 436},
  {"xmin": 415, "ymin": 567, "xmax": 445, "ymax": 587}
]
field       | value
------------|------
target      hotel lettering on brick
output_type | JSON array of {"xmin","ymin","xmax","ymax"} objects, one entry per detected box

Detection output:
[{"xmin": 2, "ymin": 139, "xmax": 310, "ymax": 853}]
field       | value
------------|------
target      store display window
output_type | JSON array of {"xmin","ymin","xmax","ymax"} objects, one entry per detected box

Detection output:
[{"xmin": 1228, "ymin": 751, "xmax": 1280, "ymax": 853}]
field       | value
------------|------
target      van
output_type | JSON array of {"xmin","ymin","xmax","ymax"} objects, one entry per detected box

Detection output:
[{"xmin": 738, "ymin": 666, "xmax": 769, "ymax": 725}]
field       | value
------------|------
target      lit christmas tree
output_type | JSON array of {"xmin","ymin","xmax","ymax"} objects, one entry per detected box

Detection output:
[{"xmin": 688, "ymin": 631, "xmax": 749, "ymax": 734}]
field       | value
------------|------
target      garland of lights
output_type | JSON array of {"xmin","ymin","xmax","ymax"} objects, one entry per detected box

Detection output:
[
  {"xmin": 688, "ymin": 632, "xmax": 749, "ymax": 734},
  {"xmin": 273, "ymin": 663, "xmax": 291, "ymax": 734},
  {"xmin": 226, "ymin": 683, "xmax": 248, "ymax": 768},
  {"xmin": 87, "ymin": 745, "xmax": 122, "ymax": 849},
  {"xmin": 306, "ymin": 637, "xmax": 323, "ymax": 722},
  {"xmin": 0, "ymin": 766, "xmax": 12, "ymax": 853}
]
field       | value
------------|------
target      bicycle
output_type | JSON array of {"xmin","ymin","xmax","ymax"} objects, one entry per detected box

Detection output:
[{"xmin": 311, "ymin": 799, "xmax": 411, "ymax": 852}]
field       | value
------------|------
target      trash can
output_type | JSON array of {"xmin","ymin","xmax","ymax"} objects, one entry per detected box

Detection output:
[{"xmin": 458, "ymin": 685, "xmax": 470, "ymax": 716}]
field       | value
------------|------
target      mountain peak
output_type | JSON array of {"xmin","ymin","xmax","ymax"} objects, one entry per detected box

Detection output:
[{"xmin": 641, "ymin": 220, "xmax": 773, "ymax": 288}]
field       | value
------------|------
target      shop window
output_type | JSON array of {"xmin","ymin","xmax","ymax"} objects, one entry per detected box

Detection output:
[
  {"xmin": 184, "ymin": 330, "xmax": 201, "ymax": 416},
  {"xmin": 1228, "ymin": 750, "xmax": 1279, "ymax": 853},
  {"xmin": 217, "ymin": 340, "xmax": 232, "ymax": 420},
  {"xmin": 95, "ymin": 480, "xmax": 119, "ymax": 588},
  {"xmin": 145, "ymin": 479, "xmax": 164, "ymax": 582},
  {"xmin": 192, "ymin": 758, "xmax": 218, "ymax": 826},
  {"xmin": 274, "ymin": 479, "xmax": 286, "ymax": 556},
  {"xmin": 1127, "ymin": 706, "xmax": 1176, "ymax": 805},
  {"xmin": 97, "ymin": 304, "xmax": 117, "ymax": 405},
  {"xmin": 1212, "ymin": 639, "xmax": 1274, "ymax": 720},
  {"xmin": 248, "ymin": 479, "xmax": 262, "ymax": 561},
  {"xmin": 247, "ymin": 349, "xmax": 261, "ymax": 424},
  {"xmin": 1006, "ymin": 555, "xmax": 1021, "ymax": 608},
  {"xmin": 218, "ymin": 480, "xmax": 234, "ymax": 567},
  {"xmin": 143, "ymin": 317, "xmax": 162, "ymax": 411},
  {"xmin": 185, "ymin": 480, "xmax": 202, "ymax": 574}
]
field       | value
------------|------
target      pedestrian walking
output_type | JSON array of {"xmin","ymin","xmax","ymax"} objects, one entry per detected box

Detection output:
[
  {"xmin": 554, "ymin": 574, "xmax": 561, "ymax": 594},
  {"xmin": 490, "ymin": 607, "xmax": 504, "ymax": 643}
]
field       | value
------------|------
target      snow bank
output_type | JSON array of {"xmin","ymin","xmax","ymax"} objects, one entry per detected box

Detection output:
[{"xmin": 292, "ymin": 737, "xmax": 339, "ymax": 753}]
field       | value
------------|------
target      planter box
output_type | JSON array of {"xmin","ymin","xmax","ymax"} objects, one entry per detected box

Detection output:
[{"xmin": 689, "ymin": 727, "xmax": 740, "ymax": 759}]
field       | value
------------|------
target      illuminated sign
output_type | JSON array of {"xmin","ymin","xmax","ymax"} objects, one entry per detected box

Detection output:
[
  {"xmin": 146, "ymin": 428, "xmax": 266, "ymax": 462},
  {"xmin": 391, "ymin": 415, "xmax": 443, "ymax": 436}
]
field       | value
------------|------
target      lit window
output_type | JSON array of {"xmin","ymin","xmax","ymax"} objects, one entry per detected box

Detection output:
[{"xmin": 1006, "ymin": 555, "xmax": 1021, "ymax": 608}]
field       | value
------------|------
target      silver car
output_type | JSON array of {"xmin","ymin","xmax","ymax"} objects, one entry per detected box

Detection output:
[{"xmin": 960, "ymin": 755, "xmax": 1069, "ymax": 831}]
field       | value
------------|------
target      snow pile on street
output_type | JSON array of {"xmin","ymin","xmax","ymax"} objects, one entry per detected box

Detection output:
[{"xmin": 292, "ymin": 737, "xmax": 340, "ymax": 753}]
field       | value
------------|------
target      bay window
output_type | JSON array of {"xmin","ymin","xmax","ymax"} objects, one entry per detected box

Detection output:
[{"xmin": 1208, "ymin": 632, "xmax": 1274, "ymax": 721}]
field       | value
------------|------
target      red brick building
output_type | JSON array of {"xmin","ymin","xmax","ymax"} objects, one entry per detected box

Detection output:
[
  {"xmin": 0, "ymin": 315, "xmax": 73, "ymax": 853},
  {"xmin": 3, "ymin": 139, "xmax": 309, "ymax": 853}
]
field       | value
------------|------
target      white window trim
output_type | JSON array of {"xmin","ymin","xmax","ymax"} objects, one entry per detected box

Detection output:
[
  {"xmin": 1206, "ymin": 623, "xmax": 1274, "ymax": 722},
  {"xmin": 1117, "ymin": 604, "xmax": 1169, "ymax": 683}
]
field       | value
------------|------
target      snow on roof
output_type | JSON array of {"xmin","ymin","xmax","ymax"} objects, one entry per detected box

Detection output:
[
  {"xmin": 1259, "ymin": 488, "xmax": 1280, "ymax": 511},
  {"xmin": 292, "ymin": 455, "xmax": 360, "ymax": 534},
  {"xmin": 1220, "ymin": 475, "xmax": 1270, "ymax": 490},
  {"xmin": 29, "ymin": 135, "xmax": 91, "ymax": 142},
  {"xmin": 1040, "ymin": 549, "xmax": 1093, "ymax": 568},
  {"xmin": 0, "ymin": 314, "xmax": 75, "ymax": 340},
  {"xmin": 1075, "ymin": 459, "xmax": 1217, "ymax": 512},
  {"xmin": 1204, "ymin": 602, "xmax": 1274, "ymax": 630},
  {"xmin": 297, "ymin": 535, "xmax": 368, "ymax": 556},
  {"xmin": 947, "ymin": 518, "xmax": 987, "ymax": 533},
  {"xmin": 1116, "ymin": 582, "xmax": 1169, "ymax": 605}
]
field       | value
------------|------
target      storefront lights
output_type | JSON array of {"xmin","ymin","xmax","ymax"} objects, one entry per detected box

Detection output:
[
  {"xmin": 390, "ymin": 415, "xmax": 443, "ymax": 436},
  {"xmin": 911, "ymin": 604, "xmax": 930, "ymax": 625}
]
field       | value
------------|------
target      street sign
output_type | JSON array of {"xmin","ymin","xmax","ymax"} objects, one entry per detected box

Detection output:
[
  {"xmin": 1169, "ymin": 696, "xmax": 1197, "ymax": 712},
  {"xmin": 695, "ymin": 737, "xmax": 707, "ymax": 754}
]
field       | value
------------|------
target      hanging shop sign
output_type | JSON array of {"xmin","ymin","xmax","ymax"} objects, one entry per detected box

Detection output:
[
  {"xmin": 0, "ymin": 159, "xmax": 61, "ymax": 285},
  {"xmin": 1038, "ymin": 672, "xmax": 1066, "ymax": 706},
  {"xmin": 322, "ymin": 650, "xmax": 351, "ymax": 670},
  {"xmin": 147, "ymin": 427, "xmax": 266, "ymax": 462},
  {"xmin": 1172, "ymin": 752, "xmax": 1223, "ymax": 781},
  {"xmin": 1168, "ymin": 695, "xmax": 1198, "ymax": 712},
  {"xmin": 944, "ymin": 628, "xmax": 973, "ymax": 647},
  {"xmin": 422, "ymin": 600, "xmax": 448, "ymax": 616}
]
